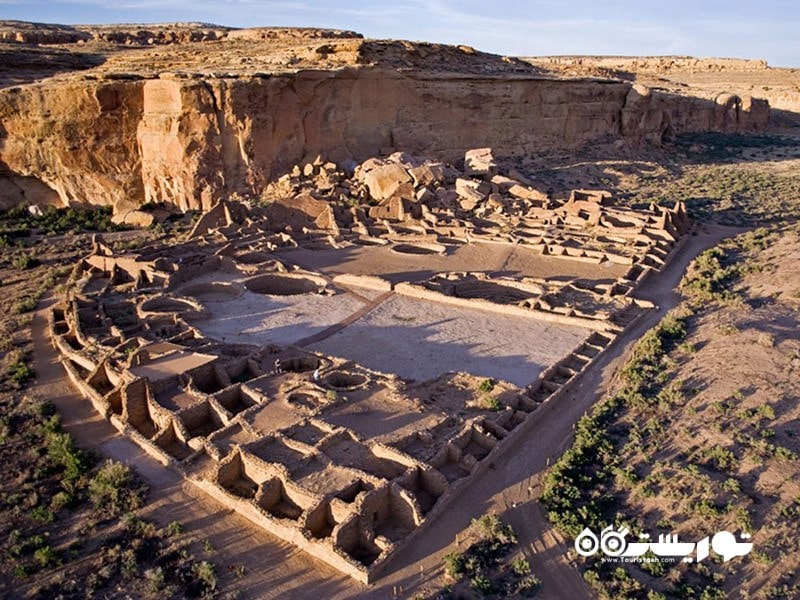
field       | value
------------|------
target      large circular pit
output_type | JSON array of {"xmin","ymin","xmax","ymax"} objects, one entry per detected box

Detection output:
[
  {"xmin": 323, "ymin": 371, "xmax": 369, "ymax": 391},
  {"xmin": 244, "ymin": 273, "xmax": 326, "ymax": 296},
  {"xmin": 390, "ymin": 242, "xmax": 446, "ymax": 255}
]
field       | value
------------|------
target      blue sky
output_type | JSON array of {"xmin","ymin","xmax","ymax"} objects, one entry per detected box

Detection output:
[{"xmin": 1, "ymin": 0, "xmax": 798, "ymax": 67}]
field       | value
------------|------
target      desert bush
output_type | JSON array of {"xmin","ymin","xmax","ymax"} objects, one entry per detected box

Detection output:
[
  {"xmin": 0, "ymin": 205, "xmax": 121, "ymax": 237},
  {"xmin": 704, "ymin": 445, "xmax": 738, "ymax": 472},
  {"xmin": 517, "ymin": 575, "xmax": 542, "ymax": 597},
  {"xmin": 511, "ymin": 556, "xmax": 531, "ymax": 576},
  {"xmin": 191, "ymin": 560, "xmax": 218, "ymax": 594},
  {"xmin": 44, "ymin": 419, "xmax": 89, "ymax": 482},
  {"xmin": 481, "ymin": 395, "xmax": 502, "ymax": 411},
  {"xmin": 12, "ymin": 253, "xmax": 39, "ymax": 270},
  {"xmin": 469, "ymin": 574, "xmax": 493, "ymax": 595},
  {"xmin": 478, "ymin": 379, "xmax": 495, "ymax": 393},
  {"xmin": 444, "ymin": 551, "xmax": 466, "ymax": 578},
  {"xmin": 471, "ymin": 514, "xmax": 517, "ymax": 545},
  {"xmin": 7, "ymin": 358, "xmax": 35, "ymax": 384},
  {"xmin": 164, "ymin": 520, "xmax": 183, "ymax": 536},
  {"xmin": 33, "ymin": 545, "xmax": 59, "ymax": 568},
  {"xmin": 638, "ymin": 551, "xmax": 666, "ymax": 576},
  {"xmin": 88, "ymin": 460, "xmax": 145, "ymax": 515},
  {"xmin": 14, "ymin": 295, "xmax": 38, "ymax": 314}
]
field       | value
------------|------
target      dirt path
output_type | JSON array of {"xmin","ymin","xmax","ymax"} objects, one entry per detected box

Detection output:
[{"xmin": 294, "ymin": 290, "xmax": 394, "ymax": 348}]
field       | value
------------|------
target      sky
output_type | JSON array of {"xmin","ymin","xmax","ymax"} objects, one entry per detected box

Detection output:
[{"xmin": 1, "ymin": 0, "xmax": 798, "ymax": 67}]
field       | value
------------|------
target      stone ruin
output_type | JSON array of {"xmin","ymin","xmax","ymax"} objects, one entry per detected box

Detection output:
[{"xmin": 49, "ymin": 149, "xmax": 692, "ymax": 582}]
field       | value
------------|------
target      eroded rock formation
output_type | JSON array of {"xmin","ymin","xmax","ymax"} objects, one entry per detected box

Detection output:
[{"xmin": 0, "ymin": 22, "xmax": 772, "ymax": 212}]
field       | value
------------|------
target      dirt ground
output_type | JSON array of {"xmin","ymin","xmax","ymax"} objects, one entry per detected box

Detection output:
[
  {"xmin": 309, "ymin": 294, "xmax": 588, "ymax": 387},
  {"xmin": 284, "ymin": 243, "xmax": 629, "ymax": 285},
  {"xmin": 189, "ymin": 281, "xmax": 367, "ymax": 347}
]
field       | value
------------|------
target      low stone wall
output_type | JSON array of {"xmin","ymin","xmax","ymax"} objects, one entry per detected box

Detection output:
[{"xmin": 393, "ymin": 282, "xmax": 615, "ymax": 332}]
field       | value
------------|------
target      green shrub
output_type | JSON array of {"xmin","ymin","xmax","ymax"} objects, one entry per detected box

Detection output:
[
  {"xmin": 45, "ymin": 426, "xmax": 89, "ymax": 482},
  {"xmin": 444, "ymin": 551, "xmax": 466, "ymax": 579},
  {"xmin": 33, "ymin": 545, "xmax": 58, "ymax": 568},
  {"xmin": 50, "ymin": 490, "xmax": 74, "ymax": 511},
  {"xmin": 0, "ymin": 205, "xmax": 121, "ymax": 237},
  {"xmin": 481, "ymin": 395, "xmax": 503, "ymax": 411},
  {"xmin": 704, "ymin": 445, "xmax": 738, "ymax": 472},
  {"xmin": 471, "ymin": 514, "xmax": 517, "ymax": 545},
  {"xmin": 511, "ymin": 556, "xmax": 531, "ymax": 576},
  {"xmin": 30, "ymin": 505, "xmax": 54, "ymax": 523},
  {"xmin": 639, "ymin": 551, "xmax": 666, "ymax": 576},
  {"xmin": 8, "ymin": 359, "xmax": 35, "ymax": 384},
  {"xmin": 517, "ymin": 575, "xmax": 542, "ymax": 597},
  {"xmin": 14, "ymin": 296, "xmax": 38, "ymax": 314},
  {"xmin": 88, "ymin": 460, "xmax": 144, "ymax": 515},
  {"xmin": 14, "ymin": 564, "xmax": 29, "ymax": 579},
  {"xmin": 192, "ymin": 560, "xmax": 217, "ymax": 593},
  {"xmin": 164, "ymin": 520, "xmax": 183, "ymax": 536},
  {"xmin": 478, "ymin": 379, "xmax": 495, "ymax": 393},
  {"xmin": 469, "ymin": 574, "xmax": 493, "ymax": 594},
  {"xmin": 12, "ymin": 253, "xmax": 39, "ymax": 270}
]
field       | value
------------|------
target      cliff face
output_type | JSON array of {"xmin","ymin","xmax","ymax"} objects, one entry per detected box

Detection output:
[
  {"xmin": 525, "ymin": 55, "xmax": 800, "ymax": 124},
  {"xmin": 0, "ymin": 21, "xmax": 773, "ymax": 212},
  {"xmin": 0, "ymin": 80, "xmax": 144, "ymax": 209},
  {"xmin": 0, "ymin": 69, "xmax": 769, "ymax": 212}
]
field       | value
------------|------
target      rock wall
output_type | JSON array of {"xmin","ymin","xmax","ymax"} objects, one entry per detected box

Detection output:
[
  {"xmin": 0, "ymin": 80, "xmax": 144, "ymax": 209},
  {"xmin": 0, "ymin": 69, "xmax": 769, "ymax": 211}
]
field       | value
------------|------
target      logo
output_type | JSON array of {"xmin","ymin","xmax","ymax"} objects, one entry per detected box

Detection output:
[{"xmin": 574, "ymin": 526, "xmax": 753, "ymax": 564}]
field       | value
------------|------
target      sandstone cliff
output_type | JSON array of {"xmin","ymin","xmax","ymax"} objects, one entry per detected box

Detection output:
[
  {"xmin": 0, "ymin": 23, "xmax": 772, "ymax": 212},
  {"xmin": 525, "ymin": 55, "xmax": 800, "ymax": 123}
]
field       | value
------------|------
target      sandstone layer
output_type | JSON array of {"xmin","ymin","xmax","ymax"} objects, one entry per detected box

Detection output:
[
  {"xmin": 525, "ymin": 55, "xmax": 800, "ymax": 123},
  {"xmin": 0, "ymin": 22, "xmax": 773, "ymax": 212}
]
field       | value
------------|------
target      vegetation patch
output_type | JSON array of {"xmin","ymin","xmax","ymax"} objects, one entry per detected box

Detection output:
[{"xmin": 540, "ymin": 232, "xmax": 800, "ymax": 598}]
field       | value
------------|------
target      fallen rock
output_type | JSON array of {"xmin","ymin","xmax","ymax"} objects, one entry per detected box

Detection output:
[
  {"xmin": 464, "ymin": 147, "xmax": 497, "ymax": 176},
  {"xmin": 508, "ymin": 184, "xmax": 549, "ymax": 202},
  {"xmin": 368, "ymin": 196, "xmax": 407, "ymax": 221},
  {"xmin": 408, "ymin": 163, "xmax": 446, "ymax": 187},
  {"xmin": 455, "ymin": 178, "xmax": 488, "ymax": 205},
  {"xmin": 362, "ymin": 163, "xmax": 412, "ymax": 201}
]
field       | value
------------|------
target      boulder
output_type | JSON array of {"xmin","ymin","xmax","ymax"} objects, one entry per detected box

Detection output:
[
  {"xmin": 508, "ymin": 184, "xmax": 549, "ymax": 202},
  {"xmin": 261, "ymin": 194, "xmax": 336, "ymax": 232},
  {"xmin": 408, "ymin": 163, "xmax": 446, "ymax": 187},
  {"xmin": 455, "ymin": 178, "xmax": 488, "ymax": 205},
  {"xmin": 464, "ymin": 148, "xmax": 497, "ymax": 176},
  {"xmin": 368, "ymin": 196, "xmax": 407, "ymax": 221},
  {"xmin": 362, "ymin": 163, "xmax": 412, "ymax": 201}
]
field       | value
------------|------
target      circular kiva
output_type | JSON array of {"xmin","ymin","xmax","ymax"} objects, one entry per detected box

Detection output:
[
  {"xmin": 244, "ymin": 273, "xmax": 327, "ymax": 296},
  {"xmin": 390, "ymin": 242, "xmax": 447, "ymax": 255},
  {"xmin": 235, "ymin": 251, "xmax": 271, "ymax": 265},
  {"xmin": 181, "ymin": 281, "xmax": 244, "ymax": 302},
  {"xmin": 323, "ymin": 371, "xmax": 369, "ymax": 391},
  {"xmin": 139, "ymin": 296, "xmax": 200, "ymax": 314},
  {"xmin": 452, "ymin": 280, "xmax": 535, "ymax": 304},
  {"xmin": 280, "ymin": 355, "xmax": 322, "ymax": 373}
]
